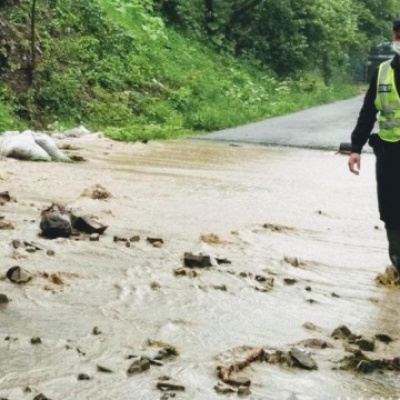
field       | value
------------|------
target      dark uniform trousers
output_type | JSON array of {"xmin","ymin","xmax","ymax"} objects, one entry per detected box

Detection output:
[{"xmin": 371, "ymin": 134, "xmax": 400, "ymax": 270}]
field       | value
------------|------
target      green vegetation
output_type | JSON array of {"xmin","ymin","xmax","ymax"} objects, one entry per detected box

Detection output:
[{"xmin": 0, "ymin": 0, "xmax": 396, "ymax": 140}]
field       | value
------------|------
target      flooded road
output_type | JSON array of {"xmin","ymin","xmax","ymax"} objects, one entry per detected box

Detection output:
[{"xmin": 0, "ymin": 137, "xmax": 399, "ymax": 400}]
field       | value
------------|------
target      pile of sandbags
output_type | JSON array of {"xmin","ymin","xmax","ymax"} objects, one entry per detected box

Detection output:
[{"xmin": 0, "ymin": 130, "xmax": 70, "ymax": 162}]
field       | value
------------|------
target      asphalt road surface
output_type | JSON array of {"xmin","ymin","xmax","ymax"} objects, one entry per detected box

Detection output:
[{"xmin": 195, "ymin": 95, "xmax": 370, "ymax": 151}]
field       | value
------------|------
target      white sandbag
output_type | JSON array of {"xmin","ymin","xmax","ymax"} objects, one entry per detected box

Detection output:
[
  {"xmin": 63, "ymin": 125, "xmax": 91, "ymax": 138},
  {"xmin": 31, "ymin": 131, "xmax": 70, "ymax": 161},
  {"xmin": 0, "ymin": 131, "xmax": 51, "ymax": 161}
]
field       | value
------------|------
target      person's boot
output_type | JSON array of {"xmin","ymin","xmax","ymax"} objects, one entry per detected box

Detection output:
[{"xmin": 386, "ymin": 229, "xmax": 400, "ymax": 274}]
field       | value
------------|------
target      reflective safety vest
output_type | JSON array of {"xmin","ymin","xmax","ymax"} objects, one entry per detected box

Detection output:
[{"xmin": 375, "ymin": 59, "xmax": 400, "ymax": 142}]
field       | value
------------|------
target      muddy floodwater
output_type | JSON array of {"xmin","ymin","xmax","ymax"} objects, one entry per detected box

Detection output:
[{"xmin": 0, "ymin": 137, "xmax": 400, "ymax": 400}]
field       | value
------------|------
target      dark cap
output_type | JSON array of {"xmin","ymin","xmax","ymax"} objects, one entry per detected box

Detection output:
[{"xmin": 393, "ymin": 18, "xmax": 400, "ymax": 30}]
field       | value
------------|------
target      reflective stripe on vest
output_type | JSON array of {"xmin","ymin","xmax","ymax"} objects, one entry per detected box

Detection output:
[{"xmin": 374, "ymin": 59, "xmax": 400, "ymax": 142}]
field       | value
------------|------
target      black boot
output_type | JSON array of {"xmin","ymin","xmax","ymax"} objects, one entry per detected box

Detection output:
[{"xmin": 386, "ymin": 229, "xmax": 400, "ymax": 273}]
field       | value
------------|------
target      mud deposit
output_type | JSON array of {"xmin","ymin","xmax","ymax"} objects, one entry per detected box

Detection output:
[{"xmin": 0, "ymin": 137, "xmax": 399, "ymax": 399}]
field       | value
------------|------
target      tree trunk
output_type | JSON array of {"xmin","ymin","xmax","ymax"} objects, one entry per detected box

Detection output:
[{"xmin": 29, "ymin": 0, "xmax": 36, "ymax": 85}]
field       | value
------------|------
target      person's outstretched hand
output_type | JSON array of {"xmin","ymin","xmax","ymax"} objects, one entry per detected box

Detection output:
[{"xmin": 348, "ymin": 152, "xmax": 361, "ymax": 175}]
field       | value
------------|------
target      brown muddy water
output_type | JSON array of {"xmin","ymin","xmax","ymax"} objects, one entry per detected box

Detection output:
[{"xmin": 0, "ymin": 137, "xmax": 399, "ymax": 400}]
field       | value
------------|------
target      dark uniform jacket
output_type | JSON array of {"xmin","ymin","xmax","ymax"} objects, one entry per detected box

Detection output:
[
  {"xmin": 352, "ymin": 55, "xmax": 400, "ymax": 227},
  {"xmin": 351, "ymin": 54, "xmax": 400, "ymax": 153}
]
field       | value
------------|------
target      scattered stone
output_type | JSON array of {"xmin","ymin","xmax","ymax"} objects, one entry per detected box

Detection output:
[
  {"xmin": 213, "ymin": 284, "xmax": 228, "ymax": 291},
  {"xmin": 256, "ymin": 277, "xmax": 274, "ymax": 291},
  {"xmin": 0, "ymin": 293, "xmax": 9, "ymax": 305},
  {"xmin": 76, "ymin": 347, "xmax": 86, "ymax": 356},
  {"xmin": 156, "ymin": 381, "xmax": 185, "ymax": 392},
  {"xmin": 130, "ymin": 235, "xmax": 140, "ymax": 242},
  {"xmin": 149, "ymin": 359, "xmax": 164, "ymax": 367},
  {"xmin": 30, "ymin": 337, "xmax": 42, "ymax": 345},
  {"xmin": 238, "ymin": 386, "xmax": 252, "ymax": 397},
  {"xmin": 81, "ymin": 184, "xmax": 111, "ymax": 200},
  {"xmin": 24, "ymin": 386, "xmax": 32, "ymax": 392},
  {"xmin": 283, "ymin": 256, "xmax": 300, "ymax": 267},
  {"xmin": 331, "ymin": 292, "xmax": 341, "ymax": 298},
  {"xmin": 40, "ymin": 203, "xmax": 72, "ymax": 239},
  {"xmin": 289, "ymin": 348, "xmax": 318, "ymax": 370},
  {"xmin": 160, "ymin": 393, "xmax": 176, "ymax": 400},
  {"xmin": 339, "ymin": 350, "xmax": 376, "ymax": 373},
  {"xmin": 50, "ymin": 273, "xmax": 64, "ymax": 285},
  {"xmin": 46, "ymin": 249, "xmax": 55, "ymax": 257},
  {"xmin": 78, "ymin": 373, "xmax": 91, "ymax": 381},
  {"xmin": 305, "ymin": 286, "xmax": 312, "ymax": 291},
  {"xmin": 113, "ymin": 236, "xmax": 128, "ymax": 242},
  {"xmin": 33, "ymin": 394, "xmax": 51, "ymax": 400},
  {"xmin": 265, "ymin": 350, "xmax": 293, "ymax": 366},
  {"xmin": 331, "ymin": 325, "xmax": 352, "ymax": 340},
  {"xmin": 375, "ymin": 266, "xmax": 400, "ymax": 287},
  {"xmin": 283, "ymin": 278, "xmax": 297, "ymax": 285},
  {"xmin": 92, "ymin": 326, "xmax": 102, "ymax": 335},
  {"xmin": 6, "ymin": 266, "xmax": 32, "ymax": 284},
  {"xmin": 355, "ymin": 338, "xmax": 375, "ymax": 352},
  {"xmin": 263, "ymin": 223, "xmax": 294, "ymax": 233},
  {"xmin": 146, "ymin": 339, "xmax": 179, "ymax": 360},
  {"xmin": 200, "ymin": 233, "xmax": 224, "ymax": 244},
  {"xmin": 225, "ymin": 377, "xmax": 251, "ymax": 387},
  {"xmin": 150, "ymin": 281, "xmax": 161, "ymax": 290},
  {"xmin": 69, "ymin": 155, "xmax": 87, "ymax": 162},
  {"xmin": 214, "ymin": 381, "xmax": 235, "ymax": 394},
  {"xmin": 71, "ymin": 214, "xmax": 108, "ymax": 234},
  {"xmin": 215, "ymin": 257, "xmax": 232, "ymax": 265},
  {"xmin": 0, "ymin": 191, "xmax": 11, "ymax": 203},
  {"xmin": 11, "ymin": 239, "xmax": 21, "ymax": 249},
  {"xmin": 125, "ymin": 241, "xmax": 131, "ymax": 248},
  {"xmin": 127, "ymin": 357, "xmax": 151, "ymax": 375},
  {"xmin": 340, "ymin": 350, "xmax": 400, "ymax": 373},
  {"xmin": 239, "ymin": 272, "xmax": 248, "ymax": 278},
  {"xmin": 147, "ymin": 237, "xmax": 164, "ymax": 247},
  {"xmin": 97, "ymin": 365, "xmax": 113, "ymax": 373},
  {"xmin": 375, "ymin": 333, "xmax": 393, "ymax": 344},
  {"xmin": 306, "ymin": 299, "xmax": 317, "ymax": 304},
  {"xmin": 302, "ymin": 322, "xmax": 318, "ymax": 331},
  {"xmin": 0, "ymin": 221, "xmax": 14, "ymax": 230},
  {"xmin": 90, "ymin": 233, "xmax": 100, "ymax": 241},
  {"xmin": 173, "ymin": 268, "xmax": 198, "ymax": 278},
  {"xmin": 183, "ymin": 253, "xmax": 212, "ymax": 268},
  {"xmin": 154, "ymin": 346, "xmax": 179, "ymax": 361},
  {"xmin": 297, "ymin": 339, "xmax": 330, "ymax": 349}
]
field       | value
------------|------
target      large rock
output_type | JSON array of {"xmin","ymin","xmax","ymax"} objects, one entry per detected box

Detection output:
[
  {"xmin": 6, "ymin": 266, "xmax": 31, "ymax": 284},
  {"xmin": 40, "ymin": 204, "xmax": 72, "ymax": 239},
  {"xmin": 289, "ymin": 348, "xmax": 318, "ymax": 370},
  {"xmin": 71, "ymin": 214, "xmax": 108, "ymax": 234}
]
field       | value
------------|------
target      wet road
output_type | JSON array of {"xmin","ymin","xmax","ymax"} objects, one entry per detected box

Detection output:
[
  {"xmin": 0, "ymin": 137, "xmax": 398, "ymax": 400},
  {"xmin": 195, "ymin": 95, "xmax": 367, "ymax": 150}
]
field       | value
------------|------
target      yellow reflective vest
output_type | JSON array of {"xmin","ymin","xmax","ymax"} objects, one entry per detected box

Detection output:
[{"xmin": 375, "ymin": 59, "xmax": 400, "ymax": 142}]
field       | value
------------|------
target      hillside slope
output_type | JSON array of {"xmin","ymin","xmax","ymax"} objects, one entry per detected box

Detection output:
[{"xmin": 0, "ymin": 0, "xmax": 360, "ymax": 140}]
